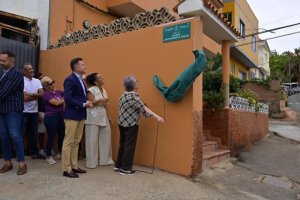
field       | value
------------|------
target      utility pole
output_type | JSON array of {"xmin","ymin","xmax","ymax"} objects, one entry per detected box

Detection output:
[{"xmin": 289, "ymin": 59, "xmax": 291, "ymax": 82}]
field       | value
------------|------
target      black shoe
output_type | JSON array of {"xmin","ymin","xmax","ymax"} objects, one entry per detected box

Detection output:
[
  {"xmin": 72, "ymin": 167, "xmax": 86, "ymax": 174},
  {"xmin": 31, "ymin": 154, "xmax": 46, "ymax": 159},
  {"xmin": 63, "ymin": 171, "xmax": 79, "ymax": 178}
]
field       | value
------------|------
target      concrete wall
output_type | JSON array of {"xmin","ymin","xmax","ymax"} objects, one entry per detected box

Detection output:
[
  {"xmin": 0, "ymin": 0, "xmax": 50, "ymax": 50},
  {"xmin": 49, "ymin": 0, "xmax": 116, "ymax": 46},
  {"xmin": 49, "ymin": 0, "xmax": 178, "ymax": 48},
  {"xmin": 107, "ymin": 0, "xmax": 178, "ymax": 11},
  {"xmin": 203, "ymin": 109, "xmax": 268, "ymax": 156},
  {"xmin": 131, "ymin": 0, "xmax": 178, "ymax": 11},
  {"xmin": 39, "ymin": 18, "xmax": 204, "ymax": 176}
]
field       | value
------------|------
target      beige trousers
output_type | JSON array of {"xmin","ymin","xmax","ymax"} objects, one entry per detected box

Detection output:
[
  {"xmin": 62, "ymin": 119, "xmax": 85, "ymax": 172},
  {"xmin": 85, "ymin": 119, "xmax": 113, "ymax": 168}
]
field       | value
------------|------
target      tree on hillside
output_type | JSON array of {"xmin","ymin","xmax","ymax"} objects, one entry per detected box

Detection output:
[{"xmin": 270, "ymin": 49, "xmax": 300, "ymax": 82}]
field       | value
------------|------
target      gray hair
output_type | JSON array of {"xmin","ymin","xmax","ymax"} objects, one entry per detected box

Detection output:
[{"xmin": 123, "ymin": 76, "xmax": 137, "ymax": 91}]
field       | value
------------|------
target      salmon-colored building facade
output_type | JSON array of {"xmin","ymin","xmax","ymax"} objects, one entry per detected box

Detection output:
[
  {"xmin": 40, "ymin": 0, "xmax": 239, "ymax": 176},
  {"xmin": 49, "ymin": 0, "xmax": 179, "ymax": 45}
]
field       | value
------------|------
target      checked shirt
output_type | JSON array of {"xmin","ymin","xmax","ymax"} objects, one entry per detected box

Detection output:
[{"xmin": 118, "ymin": 91, "xmax": 152, "ymax": 127}]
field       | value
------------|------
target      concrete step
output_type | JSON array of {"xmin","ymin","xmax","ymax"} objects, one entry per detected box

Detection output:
[
  {"xmin": 203, "ymin": 140, "xmax": 218, "ymax": 152},
  {"xmin": 202, "ymin": 149, "xmax": 230, "ymax": 168},
  {"xmin": 206, "ymin": 136, "xmax": 222, "ymax": 144}
]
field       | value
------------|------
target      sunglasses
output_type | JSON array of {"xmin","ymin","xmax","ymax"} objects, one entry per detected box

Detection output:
[{"xmin": 47, "ymin": 80, "xmax": 55, "ymax": 86}]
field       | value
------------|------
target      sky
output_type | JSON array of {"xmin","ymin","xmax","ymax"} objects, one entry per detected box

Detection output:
[{"xmin": 247, "ymin": 0, "xmax": 300, "ymax": 54}]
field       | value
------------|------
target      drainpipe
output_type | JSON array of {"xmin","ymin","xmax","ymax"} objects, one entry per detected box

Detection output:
[{"xmin": 222, "ymin": 40, "xmax": 230, "ymax": 108}]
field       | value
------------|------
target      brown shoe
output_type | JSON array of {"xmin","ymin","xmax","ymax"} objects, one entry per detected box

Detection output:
[
  {"xmin": 0, "ymin": 164, "xmax": 13, "ymax": 173},
  {"xmin": 17, "ymin": 164, "xmax": 27, "ymax": 175}
]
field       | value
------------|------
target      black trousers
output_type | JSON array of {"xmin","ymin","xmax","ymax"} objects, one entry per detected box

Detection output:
[{"xmin": 115, "ymin": 125, "xmax": 139, "ymax": 171}]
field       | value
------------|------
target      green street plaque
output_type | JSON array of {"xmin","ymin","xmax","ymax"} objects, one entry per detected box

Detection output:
[{"xmin": 163, "ymin": 22, "xmax": 191, "ymax": 43}]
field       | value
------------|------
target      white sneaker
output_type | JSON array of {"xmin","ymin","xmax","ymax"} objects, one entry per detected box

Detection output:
[
  {"xmin": 56, "ymin": 153, "xmax": 61, "ymax": 160},
  {"xmin": 39, "ymin": 149, "xmax": 46, "ymax": 157},
  {"xmin": 46, "ymin": 156, "xmax": 57, "ymax": 165},
  {"xmin": 119, "ymin": 169, "xmax": 135, "ymax": 175},
  {"xmin": 113, "ymin": 166, "xmax": 120, "ymax": 171}
]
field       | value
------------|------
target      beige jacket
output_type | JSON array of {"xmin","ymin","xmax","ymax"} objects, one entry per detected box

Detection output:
[{"xmin": 85, "ymin": 86, "xmax": 108, "ymax": 126}]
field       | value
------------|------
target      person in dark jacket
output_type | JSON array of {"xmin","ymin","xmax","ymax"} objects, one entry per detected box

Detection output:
[
  {"xmin": 0, "ymin": 51, "xmax": 27, "ymax": 175},
  {"xmin": 61, "ymin": 57, "xmax": 93, "ymax": 178}
]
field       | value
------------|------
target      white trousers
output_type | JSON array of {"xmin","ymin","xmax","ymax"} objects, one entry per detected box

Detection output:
[{"xmin": 85, "ymin": 121, "xmax": 113, "ymax": 168}]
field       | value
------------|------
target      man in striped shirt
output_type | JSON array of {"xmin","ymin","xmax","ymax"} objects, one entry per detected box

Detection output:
[{"xmin": 0, "ymin": 51, "xmax": 27, "ymax": 175}]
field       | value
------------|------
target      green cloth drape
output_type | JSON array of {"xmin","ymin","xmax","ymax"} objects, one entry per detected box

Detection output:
[{"xmin": 153, "ymin": 50, "xmax": 207, "ymax": 102}]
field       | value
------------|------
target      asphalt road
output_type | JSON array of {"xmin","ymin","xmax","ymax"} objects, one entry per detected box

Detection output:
[{"xmin": 288, "ymin": 93, "xmax": 300, "ymax": 113}]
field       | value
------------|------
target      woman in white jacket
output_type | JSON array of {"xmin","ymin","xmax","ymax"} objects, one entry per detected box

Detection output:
[{"xmin": 85, "ymin": 73, "xmax": 113, "ymax": 168}]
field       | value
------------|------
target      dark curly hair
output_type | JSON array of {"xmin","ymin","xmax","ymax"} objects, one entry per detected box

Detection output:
[{"xmin": 86, "ymin": 73, "xmax": 98, "ymax": 86}]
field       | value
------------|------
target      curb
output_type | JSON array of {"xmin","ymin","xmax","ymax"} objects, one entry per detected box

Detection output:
[{"xmin": 268, "ymin": 131, "xmax": 300, "ymax": 144}]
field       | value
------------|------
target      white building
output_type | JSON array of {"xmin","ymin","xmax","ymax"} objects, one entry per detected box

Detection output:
[{"xmin": 251, "ymin": 40, "xmax": 270, "ymax": 79}]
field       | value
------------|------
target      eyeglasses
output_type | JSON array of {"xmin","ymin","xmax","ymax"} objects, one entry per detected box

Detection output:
[{"xmin": 47, "ymin": 81, "xmax": 55, "ymax": 86}]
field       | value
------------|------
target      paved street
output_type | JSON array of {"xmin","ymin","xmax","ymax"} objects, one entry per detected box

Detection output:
[
  {"xmin": 288, "ymin": 93, "xmax": 300, "ymax": 113},
  {"xmin": 0, "ymin": 158, "xmax": 265, "ymax": 200},
  {"xmin": 269, "ymin": 93, "xmax": 300, "ymax": 142}
]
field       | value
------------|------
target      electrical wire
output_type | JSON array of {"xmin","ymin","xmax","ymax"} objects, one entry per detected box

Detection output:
[
  {"xmin": 235, "ymin": 31, "xmax": 300, "ymax": 47},
  {"xmin": 244, "ymin": 22, "xmax": 300, "ymax": 37}
]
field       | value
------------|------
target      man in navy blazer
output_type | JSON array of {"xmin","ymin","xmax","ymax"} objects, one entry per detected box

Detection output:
[
  {"xmin": 62, "ymin": 57, "xmax": 93, "ymax": 178},
  {"xmin": 0, "ymin": 51, "xmax": 27, "ymax": 175}
]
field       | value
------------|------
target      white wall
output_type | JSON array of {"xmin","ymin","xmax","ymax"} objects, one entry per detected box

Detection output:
[
  {"xmin": 0, "ymin": 0, "xmax": 50, "ymax": 50},
  {"xmin": 258, "ymin": 44, "xmax": 270, "ymax": 76}
]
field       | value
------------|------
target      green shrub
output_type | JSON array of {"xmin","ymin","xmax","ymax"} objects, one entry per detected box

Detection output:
[
  {"xmin": 241, "ymin": 77, "xmax": 271, "ymax": 88},
  {"xmin": 203, "ymin": 71, "xmax": 241, "ymax": 109},
  {"xmin": 230, "ymin": 75, "xmax": 241, "ymax": 93},
  {"xmin": 280, "ymin": 90, "xmax": 287, "ymax": 101},
  {"xmin": 203, "ymin": 71, "xmax": 223, "ymax": 92},
  {"xmin": 204, "ymin": 71, "xmax": 241, "ymax": 93},
  {"xmin": 203, "ymin": 90, "xmax": 224, "ymax": 109},
  {"xmin": 237, "ymin": 88, "xmax": 259, "ymax": 105}
]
